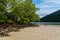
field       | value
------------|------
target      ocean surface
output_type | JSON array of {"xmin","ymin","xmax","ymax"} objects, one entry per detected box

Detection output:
[{"xmin": 31, "ymin": 22, "xmax": 60, "ymax": 25}]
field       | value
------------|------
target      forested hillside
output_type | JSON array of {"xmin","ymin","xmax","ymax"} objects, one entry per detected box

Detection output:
[{"xmin": 40, "ymin": 10, "xmax": 60, "ymax": 22}]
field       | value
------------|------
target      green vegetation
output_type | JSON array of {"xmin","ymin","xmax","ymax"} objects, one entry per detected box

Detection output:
[
  {"xmin": 0, "ymin": 0, "xmax": 40, "ymax": 36},
  {"xmin": 40, "ymin": 10, "xmax": 60, "ymax": 22},
  {"xmin": 0, "ymin": 0, "xmax": 40, "ymax": 24}
]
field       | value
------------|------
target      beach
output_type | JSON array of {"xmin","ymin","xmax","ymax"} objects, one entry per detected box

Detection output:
[{"xmin": 0, "ymin": 25, "xmax": 60, "ymax": 40}]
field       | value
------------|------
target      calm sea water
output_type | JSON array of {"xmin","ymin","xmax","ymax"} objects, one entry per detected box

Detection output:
[{"xmin": 31, "ymin": 22, "xmax": 60, "ymax": 25}]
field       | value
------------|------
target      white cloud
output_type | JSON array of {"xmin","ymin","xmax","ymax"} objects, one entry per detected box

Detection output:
[
  {"xmin": 36, "ymin": 9, "xmax": 58, "ymax": 18},
  {"xmin": 36, "ymin": 0, "xmax": 60, "ymax": 18},
  {"xmin": 36, "ymin": 4, "xmax": 60, "ymax": 8},
  {"xmin": 44, "ymin": 0, "xmax": 60, "ymax": 4}
]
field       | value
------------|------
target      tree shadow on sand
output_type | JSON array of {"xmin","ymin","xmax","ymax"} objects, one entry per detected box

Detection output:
[{"xmin": 0, "ymin": 23, "xmax": 39, "ymax": 37}]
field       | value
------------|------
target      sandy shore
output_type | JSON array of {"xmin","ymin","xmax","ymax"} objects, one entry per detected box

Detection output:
[{"xmin": 0, "ymin": 25, "xmax": 60, "ymax": 40}]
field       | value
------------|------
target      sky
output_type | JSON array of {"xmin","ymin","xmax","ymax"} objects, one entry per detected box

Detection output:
[{"xmin": 33, "ymin": 0, "xmax": 60, "ymax": 18}]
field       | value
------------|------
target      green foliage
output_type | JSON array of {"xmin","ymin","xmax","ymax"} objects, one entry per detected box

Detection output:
[
  {"xmin": 11, "ymin": 0, "xmax": 40, "ymax": 23},
  {"xmin": 0, "ymin": 0, "xmax": 40, "ymax": 24},
  {"xmin": 6, "ymin": 20, "xmax": 13, "ymax": 23}
]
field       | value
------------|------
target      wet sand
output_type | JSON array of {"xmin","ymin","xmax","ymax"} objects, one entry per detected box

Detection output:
[{"xmin": 0, "ymin": 25, "xmax": 60, "ymax": 40}]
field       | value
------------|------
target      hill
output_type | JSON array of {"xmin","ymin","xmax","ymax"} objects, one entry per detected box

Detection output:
[{"xmin": 40, "ymin": 10, "xmax": 60, "ymax": 22}]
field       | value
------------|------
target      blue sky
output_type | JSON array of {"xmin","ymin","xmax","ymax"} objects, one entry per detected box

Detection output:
[{"xmin": 33, "ymin": 0, "xmax": 60, "ymax": 18}]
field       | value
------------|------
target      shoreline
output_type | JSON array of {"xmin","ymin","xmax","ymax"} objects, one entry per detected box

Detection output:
[
  {"xmin": 0, "ymin": 25, "xmax": 60, "ymax": 40},
  {"xmin": 31, "ymin": 22, "xmax": 60, "ymax": 25}
]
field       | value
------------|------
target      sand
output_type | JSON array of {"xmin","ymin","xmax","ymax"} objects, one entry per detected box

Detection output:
[{"xmin": 0, "ymin": 25, "xmax": 60, "ymax": 40}]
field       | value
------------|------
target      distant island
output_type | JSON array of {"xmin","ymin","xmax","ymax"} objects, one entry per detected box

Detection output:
[{"xmin": 40, "ymin": 10, "xmax": 60, "ymax": 22}]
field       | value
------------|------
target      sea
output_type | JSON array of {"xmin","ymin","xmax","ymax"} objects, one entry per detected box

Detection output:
[{"xmin": 31, "ymin": 22, "xmax": 60, "ymax": 25}]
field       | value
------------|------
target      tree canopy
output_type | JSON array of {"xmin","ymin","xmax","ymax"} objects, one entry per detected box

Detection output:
[{"xmin": 0, "ymin": 0, "xmax": 40, "ymax": 24}]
